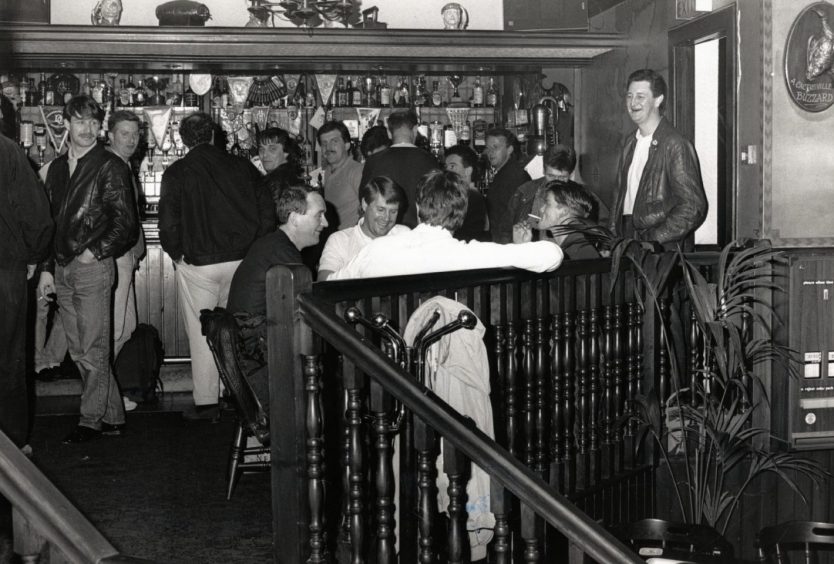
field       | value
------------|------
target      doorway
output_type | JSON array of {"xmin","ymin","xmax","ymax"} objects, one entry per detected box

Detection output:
[{"xmin": 669, "ymin": 6, "xmax": 737, "ymax": 248}]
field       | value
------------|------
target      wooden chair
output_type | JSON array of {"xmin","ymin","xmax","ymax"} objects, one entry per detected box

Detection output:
[
  {"xmin": 200, "ymin": 307, "xmax": 270, "ymax": 500},
  {"xmin": 613, "ymin": 518, "xmax": 734, "ymax": 563},
  {"xmin": 757, "ymin": 521, "xmax": 834, "ymax": 563}
]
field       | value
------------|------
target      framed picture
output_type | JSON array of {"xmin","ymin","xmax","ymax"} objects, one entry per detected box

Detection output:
[{"xmin": 0, "ymin": 0, "xmax": 50, "ymax": 24}]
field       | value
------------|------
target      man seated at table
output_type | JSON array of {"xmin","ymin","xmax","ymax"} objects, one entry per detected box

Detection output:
[
  {"xmin": 327, "ymin": 170, "xmax": 563, "ymax": 280},
  {"xmin": 534, "ymin": 181, "xmax": 601, "ymax": 260},
  {"xmin": 318, "ymin": 176, "xmax": 411, "ymax": 281},
  {"xmin": 227, "ymin": 182, "xmax": 328, "ymax": 319}
]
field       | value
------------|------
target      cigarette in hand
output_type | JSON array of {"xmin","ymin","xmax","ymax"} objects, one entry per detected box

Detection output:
[{"xmin": 528, "ymin": 214, "xmax": 541, "ymax": 220}]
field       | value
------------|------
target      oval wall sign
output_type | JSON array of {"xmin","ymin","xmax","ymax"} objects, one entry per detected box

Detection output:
[{"xmin": 785, "ymin": 1, "xmax": 834, "ymax": 112}]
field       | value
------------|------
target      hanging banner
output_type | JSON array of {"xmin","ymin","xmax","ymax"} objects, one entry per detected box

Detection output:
[
  {"xmin": 144, "ymin": 106, "xmax": 173, "ymax": 150},
  {"xmin": 227, "ymin": 76, "xmax": 254, "ymax": 106},
  {"xmin": 40, "ymin": 106, "xmax": 68, "ymax": 154},
  {"xmin": 356, "ymin": 107, "xmax": 380, "ymax": 140},
  {"xmin": 314, "ymin": 74, "xmax": 337, "ymax": 107}
]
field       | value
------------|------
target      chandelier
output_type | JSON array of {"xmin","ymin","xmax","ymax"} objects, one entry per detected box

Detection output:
[{"xmin": 248, "ymin": 0, "xmax": 361, "ymax": 28}]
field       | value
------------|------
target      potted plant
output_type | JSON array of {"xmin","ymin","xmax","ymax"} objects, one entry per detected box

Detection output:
[{"xmin": 612, "ymin": 237, "xmax": 828, "ymax": 533}]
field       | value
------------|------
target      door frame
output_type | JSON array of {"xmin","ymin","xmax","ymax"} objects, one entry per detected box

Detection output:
[{"xmin": 669, "ymin": 5, "xmax": 737, "ymax": 249}]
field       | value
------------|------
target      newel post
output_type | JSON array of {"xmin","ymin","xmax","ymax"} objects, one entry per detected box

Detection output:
[{"xmin": 267, "ymin": 264, "xmax": 314, "ymax": 564}]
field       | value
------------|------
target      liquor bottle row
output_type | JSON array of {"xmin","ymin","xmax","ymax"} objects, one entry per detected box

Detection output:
[{"xmin": 3, "ymin": 71, "xmax": 503, "ymax": 113}]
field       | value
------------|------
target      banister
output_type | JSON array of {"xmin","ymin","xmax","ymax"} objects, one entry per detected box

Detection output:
[
  {"xmin": 0, "ymin": 431, "xmax": 155, "ymax": 564},
  {"xmin": 296, "ymin": 291, "xmax": 644, "ymax": 564}
]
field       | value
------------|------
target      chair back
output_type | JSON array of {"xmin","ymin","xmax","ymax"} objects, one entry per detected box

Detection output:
[
  {"xmin": 758, "ymin": 520, "xmax": 834, "ymax": 563},
  {"xmin": 614, "ymin": 518, "xmax": 734, "ymax": 562},
  {"xmin": 200, "ymin": 307, "xmax": 270, "ymax": 445}
]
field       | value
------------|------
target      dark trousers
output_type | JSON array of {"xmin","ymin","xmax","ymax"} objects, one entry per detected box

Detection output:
[{"xmin": 0, "ymin": 268, "xmax": 28, "ymax": 447}]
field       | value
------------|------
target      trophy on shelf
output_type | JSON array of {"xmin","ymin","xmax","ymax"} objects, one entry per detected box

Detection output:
[{"xmin": 447, "ymin": 74, "xmax": 465, "ymax": 106}]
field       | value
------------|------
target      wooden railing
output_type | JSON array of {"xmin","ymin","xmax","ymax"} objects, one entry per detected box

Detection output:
[
  {"xmin": 266, "ymin": 259, "xmax": 657, "ymax": 563},
  {"xmin": 0, "ymin": 431, "xmax": 153, "ymax": 564}
]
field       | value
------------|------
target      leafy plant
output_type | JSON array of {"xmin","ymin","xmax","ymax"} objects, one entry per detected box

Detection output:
[{"xmin": 616, "ymin": 237, "xmax": 827, "ymax": 534}]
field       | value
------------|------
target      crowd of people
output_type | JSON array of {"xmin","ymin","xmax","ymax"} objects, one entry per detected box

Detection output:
[{"xmin": 0, "ymin": 68, "xmax": 706, "ymax": 455}]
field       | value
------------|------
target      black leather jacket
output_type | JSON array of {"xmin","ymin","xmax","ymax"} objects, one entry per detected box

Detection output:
[
  {"xmin": 42, "ymin": 143, "xmax": 138, "ymax": 272},
  {"xmin": 609, "ymin": 118, "xmax": 707, "ymax": 248}
]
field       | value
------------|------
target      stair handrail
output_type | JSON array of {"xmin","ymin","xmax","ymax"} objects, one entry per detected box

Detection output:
[{"xmin": 297, "ymin": 291, "xmax": 644, "ymax": 564}]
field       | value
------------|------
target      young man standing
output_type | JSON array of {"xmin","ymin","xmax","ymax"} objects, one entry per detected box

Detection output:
[{"xmin": 38, "ymin": 95, "xmax": 138, "ymax": 443}]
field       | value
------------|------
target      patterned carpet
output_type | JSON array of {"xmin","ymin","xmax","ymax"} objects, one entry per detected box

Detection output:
[{"xmin": 3, "ymin": 411, "xmax": 272, "ymax": 564}]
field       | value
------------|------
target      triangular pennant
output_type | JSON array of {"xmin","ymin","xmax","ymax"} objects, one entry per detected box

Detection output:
[
  {"xmin": 356, "ymin": 107, "xmax": 381, "ymax": 140},
  {"xmin": 40, "ymin": 106, "xmax": 68, "ymax": 154},
  {"xmin": 143, "ymin": 106, "xmax": 173, "ymax": 150},
  {"xmin": 314, "ymin": 74, "xmax": 337, "ymax": 107}
]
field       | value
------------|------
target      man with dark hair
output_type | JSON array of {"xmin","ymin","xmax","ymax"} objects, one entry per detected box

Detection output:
[
  {"xmin": 328, "ymin": 170, "xmax": 563, "ymax": 280},
  {"xmin": 509, "ymin": 144, "xmax": 600, "ymax": 227},
  {"xmin": 159, "ymin": 111, "xmax": 275, "ymax": 421},
  {"xmin": 444, "ymin": 145, "xmax": 488, "ymax": 241},
  {"xmin": 256, "ymin": 126, "xmax": 304, "ymax": 202},
  {"xmin": 228, "ymin": 185, "xmax": 328, "ymax": 317},
  {"xmin": 359, "ymin": 109, "xmax": 438, "ymax": 228},
  {"xmin": 37, "ymin": 95, "xmax": 138, "ymax": 443},
  {"xmin": 535, "ymin": 181, "xmax": 600, "ymax": 260},
  {"xmin": 484, "ymin": 128, "xmax": 530, "ymax": 243},
  {"xmin": 318, "ymin": 176, "xmax": 410, "ymax": 280},
  {"xmin": 359, "ymin": 125, "xmax": 391, "ymax": 159},
  {"xmin": 608, "ymin": 69, "xmax": 707, "ymax": 249},
  {"xmin": 318, "ymin": 120, "xmax": 363, "ymax": 229},
  {"xmin": 0, "ymin": 99, "xmax": 53, "ymax": 450}
]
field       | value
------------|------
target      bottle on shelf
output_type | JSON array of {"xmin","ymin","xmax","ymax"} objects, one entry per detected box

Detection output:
[
  {"xmin": 428, "ymin": 119, "xmax": 444, "ymax": 159},
  {"xmin": 351, "ymin": 77, "xmax": 362, "ymax": 107},
  {"xmin": 91, "ymin": 73, "xmax": 105, "ymax": 105},
  {"xmin": 472, "ymin": 75, "xmax": 484, "ymax": 108},
  {"xmin": 336, "ymin": 77, "xmax": 347, "ymax": 108},
  {"xmin": 430, "ymin": 80, "xmax": 443, "ymax": 108},
  {"xmin": 19, "ymin": 77, "xmax": 30, "ymax": 107},
  {"xmin": 118, "ymin": 78, "xmax": 131, "ymax": 107},
  {"xmin": 25, "ymin": 77, "xmax": 37, "ymax": 106},
  {"xmin": 443, "ymin": 124, "xmax": 457, "ymax": 150},
  {"xmin": 134, "ymin": 79, "xmax": 147, "ymax": 107},
  {"xmin": 413, "ymin": 76, "xmax": 426, "ymax": 108},
  {"xmin": 486, "ymin": 77, "xmax": 498, "ymax": 108},
  {"xmin": 38, "ymin": 73, "xmax": 54, "ymax": 106},
  {"xmin": 379, "ymin": 75, "xmax": 391, "ymax": 108},
  {"xmin": 102, "ymin": 75, "xmax": 114, "ymax": 109},
  {"xmin": 395, "ymin": 76, "xmax": 410, "ymax": 107},
  {"xmin": 81, "ymin": 73, "xmax": 93, "ymax": 97},
  {"xmin": 167, "ymin": 73, "xmax": 183, "ymax": 106},
  {"xmin": 126, "ymin": 74, "xmax": 138, "ymax": 107},
  {"xmin": 182, "ymin": 76, "xmax": 200, "ymax": 107},
  {"xmin": 459, "ymin": 120, "xmax": 471, "ymax": 147},
  {"xmin": 472, "ymin": 118, "xmax": 488, "ymax": 153},
  {"xmin": 364, "ymin": 75, "xmax": 377, "ymax": 107},
  {"xmin": 230, "ymin": 133, "xmax": 241, "ymax": 157}
]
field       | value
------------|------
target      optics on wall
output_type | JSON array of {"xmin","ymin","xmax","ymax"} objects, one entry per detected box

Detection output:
[{"xmin": 248, "ymin": 0, "xmax": 361, "ymax": 28}]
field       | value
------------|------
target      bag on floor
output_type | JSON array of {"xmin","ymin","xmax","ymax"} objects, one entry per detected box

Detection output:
[{"xmin": 115, "ymin": 323, "xmax": 164, "ymax": 404}]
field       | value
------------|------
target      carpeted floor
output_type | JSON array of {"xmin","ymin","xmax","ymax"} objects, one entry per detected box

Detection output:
[{"xmin": 4, "ymin": 410, "xmax": 273, "ymax": 564}]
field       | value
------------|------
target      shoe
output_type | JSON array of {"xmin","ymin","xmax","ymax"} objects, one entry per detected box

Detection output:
[
  {"xmin": 182, "ymin": 404, "xmax": 221, "ymax": 422},
  {"xmin": 62, "ymin": 426, "xmax": 101, "ymax": 444},
  {"xmin": 101, "ymin": 422, "xmax": 126, "ymax": 436},
  {"xmin": 123, "ymin": 396, "xmax": 138, "ymax": 412}
]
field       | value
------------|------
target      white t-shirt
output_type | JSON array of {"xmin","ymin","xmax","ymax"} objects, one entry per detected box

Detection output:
[
  {"xmin": 318, "ymin": 219, "xmax": 410, "ymax": 274},
  {"xmin": 623, "ymin": 130, "xmax": 653, "ymax": 215}
]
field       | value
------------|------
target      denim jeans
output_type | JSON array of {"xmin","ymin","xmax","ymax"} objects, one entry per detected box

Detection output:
[
  {"xmin": 0, "ymin": 268, "xmax": 28, "ymax": 446},
  {"xmin": 55, "ymin": 256, "xmax": 125, "ymax": 429},
  {"xmin": 34, "ymin": 290, "xmax": 68, "ymax": 372}
]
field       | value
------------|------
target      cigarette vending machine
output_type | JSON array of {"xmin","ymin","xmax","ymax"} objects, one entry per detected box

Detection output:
[{"xmin": 787, "ymin": 256, "xmax": 834, "ymax": 449}]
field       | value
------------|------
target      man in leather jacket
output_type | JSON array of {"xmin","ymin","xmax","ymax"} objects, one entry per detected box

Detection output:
[
  {"xmin": 608, "ymin": 69, "xmax": 707, "ymax": 250},
  {"xmin": 38, "ymin": 95, "xmax": 138, "ymax": 444}
]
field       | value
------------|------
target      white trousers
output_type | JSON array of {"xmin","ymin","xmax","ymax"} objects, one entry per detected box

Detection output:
[{"xmin": 175, "ymin": 259, "xmax": 241, "ymax": 406}]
